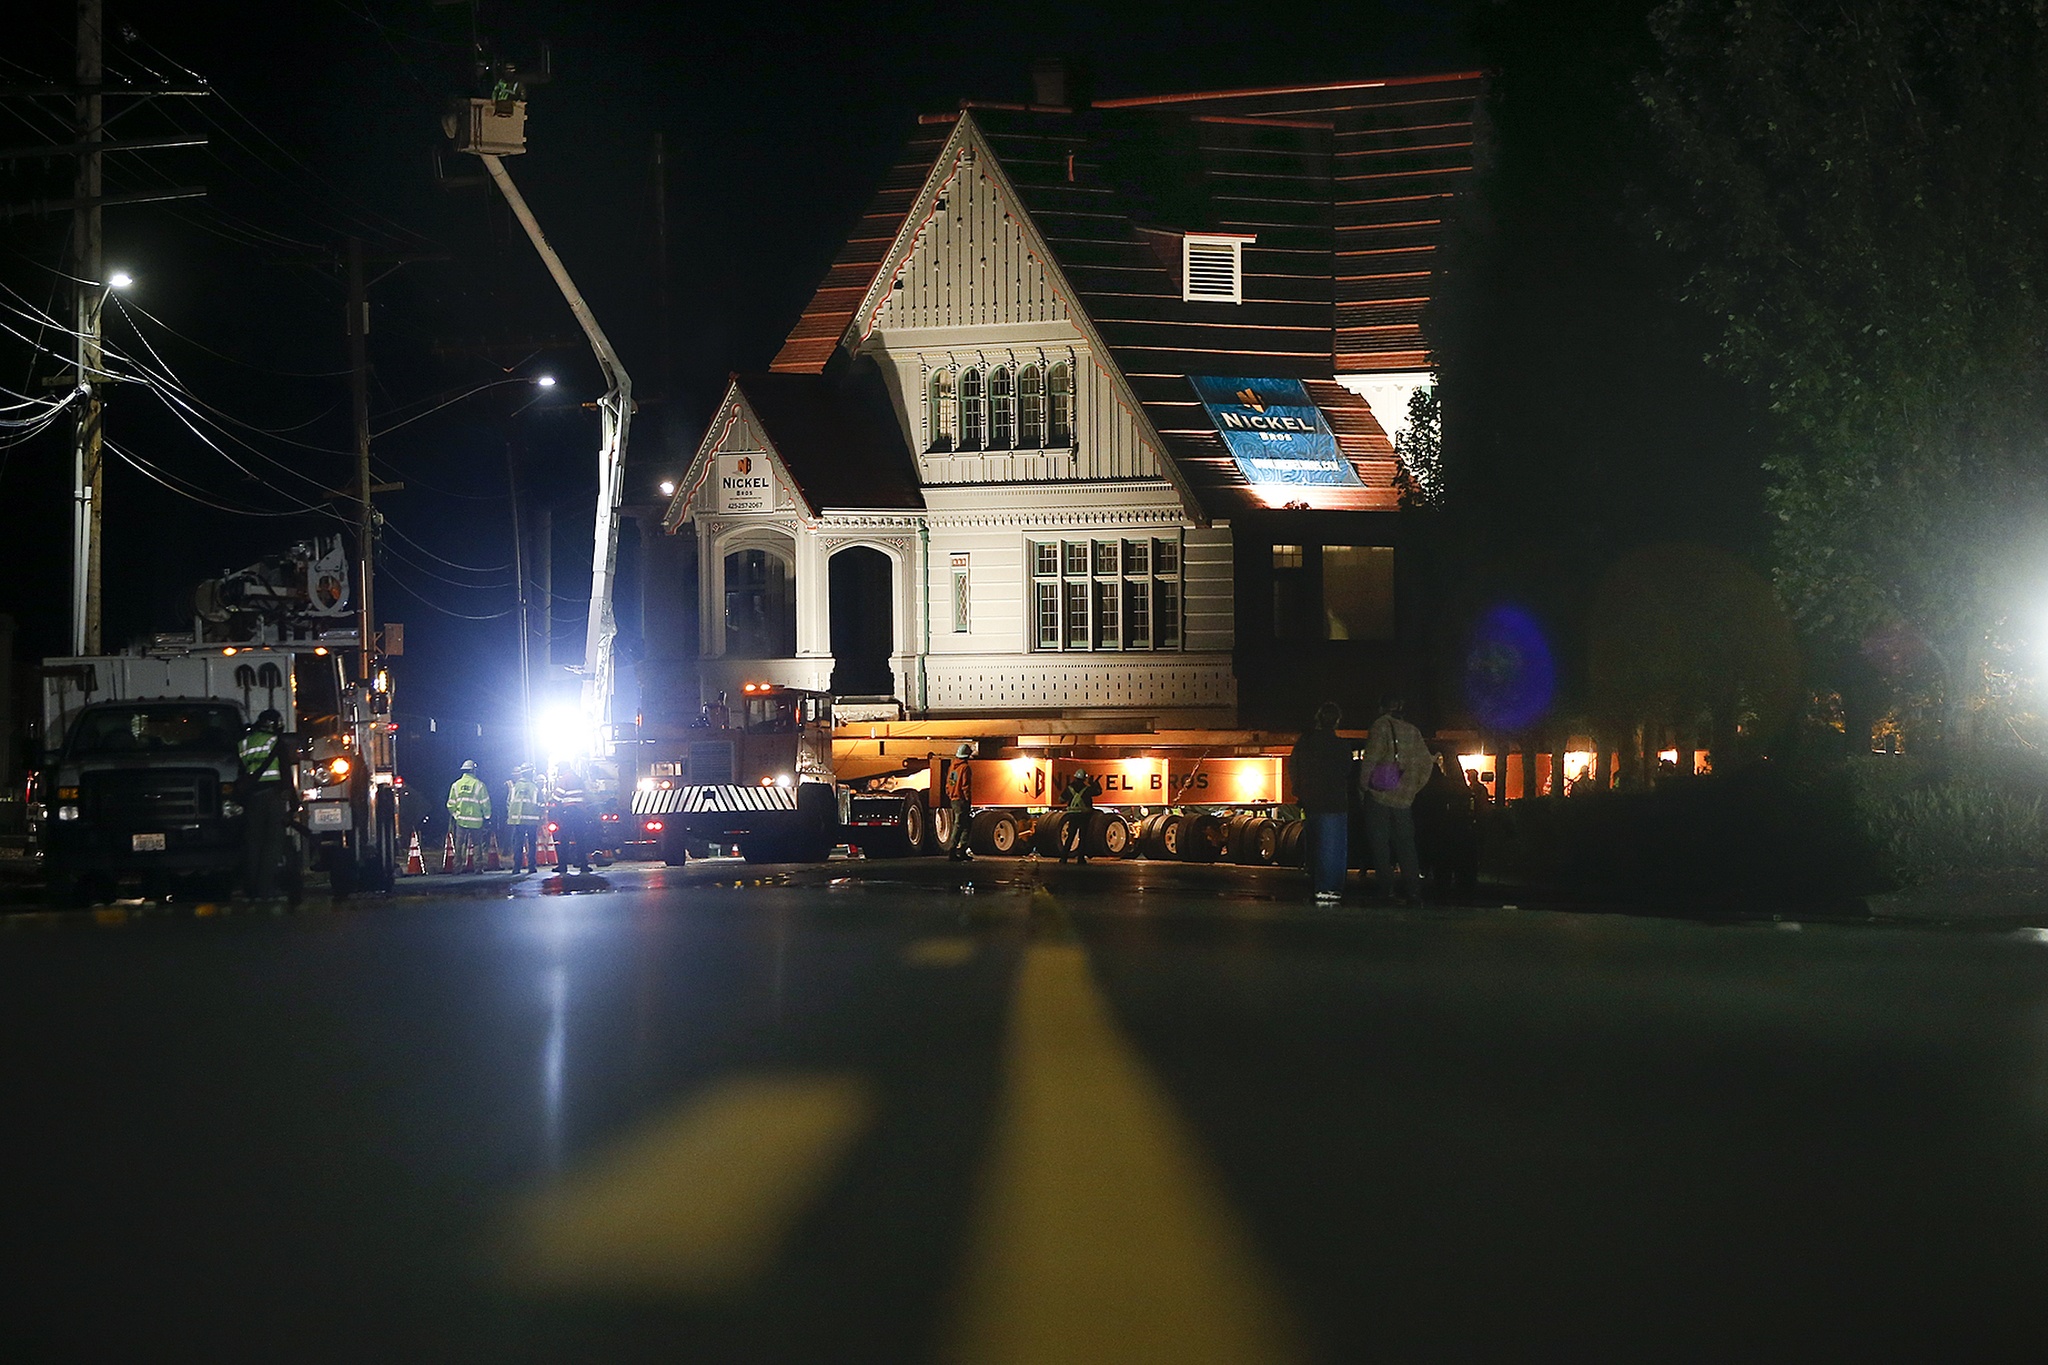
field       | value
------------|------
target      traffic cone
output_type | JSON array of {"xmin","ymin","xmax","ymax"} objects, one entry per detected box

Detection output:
[
  {"xmin": 538, "ymin": 823, "xmax": 558, "ymax": 868},
  {"xmin": 485, "ymin": 834, "xmax": 503, "ymax": 872},
  {"xmin": 404, "ymin": 833, "xmax": 425, "ymax": 876},
  {"xmin": 441, "ymin": 830, "xmax": 458, "ymax": 874}
]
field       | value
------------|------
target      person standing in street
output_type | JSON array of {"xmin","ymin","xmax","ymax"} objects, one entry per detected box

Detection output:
[
  {"xmin": 505, "ymin": 763, "xmax": 542, "ymax": 874},
  {"xmin": 1360, "ymin": 695, "xmax": 1432, "ymax": 905},
  {"xmin": 238, "ymin": 708, "xmax": 289, "ymax": 901},
  {"xmin": 1290, "ymin": 701, "xmax": 1352, "ymax": 903},
  {"xmin": 945, "ymin": 743, "xmax": 975, "ymax": 861},
  {"xmin": 551, "ymin": 760, "xmax": 592, "ymax": 873},
  {"xmin": 1059, "ymin": 768, "xmax": 1103, "ymax": 864},
  {"xmin": 445, "ymin": 759, "xmax": 493, "ymax": 874}
]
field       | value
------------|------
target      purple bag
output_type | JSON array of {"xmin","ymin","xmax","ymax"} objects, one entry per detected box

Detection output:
[{"xmin": 1366, "ymin": 720, "xmax": 1403, "ymax": 791}]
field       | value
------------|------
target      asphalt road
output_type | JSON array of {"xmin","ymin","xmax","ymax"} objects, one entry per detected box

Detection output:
[{"xmin": 5, "ymin": 858, "xmax": 2048, "ymax": 1362}]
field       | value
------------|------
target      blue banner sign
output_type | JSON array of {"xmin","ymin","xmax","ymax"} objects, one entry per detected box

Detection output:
[{"xmin": 1190, "ymin": 375, "xmax": 1361, "ymax": 488}]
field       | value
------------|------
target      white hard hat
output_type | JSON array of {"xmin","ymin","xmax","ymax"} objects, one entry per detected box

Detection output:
[
  {"xmin": 955, "ymin": 742, "xmax": 974, "ymax": 758},
  {"xmin": 461, "ymin": 759, "xmax": 478, "ymax": 771}
]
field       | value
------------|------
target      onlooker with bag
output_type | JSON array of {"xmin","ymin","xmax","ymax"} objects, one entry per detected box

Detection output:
[
  {"xmin": 1359, "ymin": 695, "xmax": 1431, "ymax": 905},
  {"xmin": 1289, "ymin": 701, "xmax": 1353, "ymax": 903}
]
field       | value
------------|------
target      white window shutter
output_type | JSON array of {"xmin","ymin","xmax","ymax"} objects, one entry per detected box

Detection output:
[{"xmin": 1182, "ymin": 234, "xmax": 1247, "ymax": 303}]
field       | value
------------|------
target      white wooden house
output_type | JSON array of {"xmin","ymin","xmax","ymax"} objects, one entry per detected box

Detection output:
[{"xmin": 660, "ymin": 75, "xmax": 1480, "ymax": 730}]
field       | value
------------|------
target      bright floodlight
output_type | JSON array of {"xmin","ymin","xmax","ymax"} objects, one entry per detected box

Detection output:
[
  {"xmin": 536, "ymin": 375, "xmax": 556, "ymax": 388},
  {"xmin": 108, "ymin": 271, "xmax": 133, "ymax": 290},
  {"xmin": 536, "ymin": 705, "xmax": 598, "ymax": 763},
  {"xmin": 658, "ymin": 479, "xmax": 676, "ymax": 497}
]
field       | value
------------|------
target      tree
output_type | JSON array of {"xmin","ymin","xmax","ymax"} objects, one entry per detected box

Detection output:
[
  {"xmin": 1394, "ymin": 382, "xmax": 1444, "ymax": 509},
  {"xmin": 1641, "ymin": 0, "xmax": 2048, "ymax": 751}
]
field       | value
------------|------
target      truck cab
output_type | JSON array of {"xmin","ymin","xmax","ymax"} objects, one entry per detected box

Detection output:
[
  {"xmin": 632, "ymin": 684, "xmax": 836, "ymax": 863},
  {"xmin": 41, "ymin": 699, "xmax": 269, "ymax": 905}
]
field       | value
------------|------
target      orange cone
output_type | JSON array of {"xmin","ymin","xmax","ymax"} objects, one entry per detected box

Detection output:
[
  {"xmin": 485, "ymin": 834, "xmax": 502, "ymax": 872},
  {"xmin": 404, "ymin": 833, "xmax": 425, "ymax": 876},
  {"xmin": 538, "ymin": 822, "xmax": 559, "ymax": 868},
  {"xmin": 442, "ymin": 829, "xmax": 458, "ymax": 874}
]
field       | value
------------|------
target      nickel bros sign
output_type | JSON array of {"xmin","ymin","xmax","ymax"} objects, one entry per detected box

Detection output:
[
  {"xmin": 716, "ymin": 453, "xmax": 776, "ymax": 513},
  {"xmin": 1190, "ymin": 375, "xmax": 1361, "ymax": 488}
]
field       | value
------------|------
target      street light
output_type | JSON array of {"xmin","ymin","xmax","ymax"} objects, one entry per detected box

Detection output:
[
  {"xmin": 658, "ymin": 479, "xmax": 676, "ymax": 498},
  {"xmin": 107, "ymin": 270, "xmax": 133, "ymax": 291},
  {"xmin": 537, "ymin": 374, "xmax": 556, "ymax": 388}
]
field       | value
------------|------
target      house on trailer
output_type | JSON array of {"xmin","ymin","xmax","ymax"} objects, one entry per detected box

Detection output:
[{"xmin": 659, "ymin": 73, "xmax": 1481, "ymax": 731}]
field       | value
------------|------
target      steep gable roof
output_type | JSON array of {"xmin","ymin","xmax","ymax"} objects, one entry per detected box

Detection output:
[{"xmin": 664, "ymin": 364, "xmax": 923, "ymax": 530}]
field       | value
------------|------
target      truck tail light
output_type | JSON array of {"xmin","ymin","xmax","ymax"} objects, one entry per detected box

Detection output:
[{"xmin": 645, "ymin": 819, "xmax": 664, "ymax": 833}]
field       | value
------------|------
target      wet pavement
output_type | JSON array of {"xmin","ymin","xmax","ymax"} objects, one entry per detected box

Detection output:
[{"xmin": 5, "ymin": 857, "xmax": 2048, "ymax": 1361}]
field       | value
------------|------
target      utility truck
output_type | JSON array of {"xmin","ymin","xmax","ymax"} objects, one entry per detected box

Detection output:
[{"xmin": 32, "ymin": 538, "xmax": 400, "ymax": 904}]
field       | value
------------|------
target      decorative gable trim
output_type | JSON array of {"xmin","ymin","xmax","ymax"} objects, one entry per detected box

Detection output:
[
  {"xmin": 661, "ymin": 381, "xmax": 817, "ymax": 531},
  {"xmin": 838, "ymin": 112, "xmax": 1212, "ymax": 526}
]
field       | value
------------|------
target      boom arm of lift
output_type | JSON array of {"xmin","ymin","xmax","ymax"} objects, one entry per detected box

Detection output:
[{"xmin": 479, "ymin": 153, "xmax": 632, "ymax": 744}]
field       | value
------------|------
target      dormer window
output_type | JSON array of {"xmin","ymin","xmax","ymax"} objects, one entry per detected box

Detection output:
[{"xmin": 1182, "ymin": 233, "xmax": 1253, "ymax": 304}]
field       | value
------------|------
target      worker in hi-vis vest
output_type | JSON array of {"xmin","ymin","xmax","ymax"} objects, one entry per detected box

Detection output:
[
  {"xmin": 238, "ymin": 708, "xmax": 289, "ymax": 900},
  {"xmin": 945, "ymin": 742, "xmax": 975, "ymax": 861},
  {"xmin": 504, "ymin": 763, "xmax": 543, "ymax": 874},
  {"xmin": 446, "ymin": 759, "xmax": 493, "ymax": 873}
]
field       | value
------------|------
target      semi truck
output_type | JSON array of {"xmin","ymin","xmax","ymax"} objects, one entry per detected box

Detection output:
[{"xmin": 629, "ymin": 683, "xmax": 1306, "ymax": 868}]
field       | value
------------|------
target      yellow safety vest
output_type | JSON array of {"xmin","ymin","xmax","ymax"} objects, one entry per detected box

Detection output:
[{"xmin": 447, "ymin": 774, "xmax": 492, "ymax": 828}]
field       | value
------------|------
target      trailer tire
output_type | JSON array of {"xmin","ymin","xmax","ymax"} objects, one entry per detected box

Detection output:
[
  {"xmin": 1032, "ymin": 811, "xmax": 1072, "ymax": 857},
  {"xmin": 970, "ymin": 809, "xmax": 1024, "ymax": 856},
  {"xmin": 1181, "ymin": 812, "xmax": 1227, "ymax": 862},
  {"xmin": 1086, "ymin": 811, "xmax": 1134, "ymax": 859},
  {"xmin": 661, "ymin": 828, "xmax": 690, "ymax": 867},
  {"xmin": 1226, "ymin": 814, "xmax": 1279, "ymax": 865},
  {"xmin": 1137, "ymin": 812, "xmax": 1185, "ymax": 861},
  {"xmin": 1276, "ymin": 819, "xmax": 1306, "ymax": 866}
]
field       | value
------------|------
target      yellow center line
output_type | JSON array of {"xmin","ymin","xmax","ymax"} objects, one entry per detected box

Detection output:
[
  {"xmin": 904, "ymin": 935, "xmax": 981, "ymax": 967},
  {"xmin": 945, "ymin": 907, "xmax": 1307, "ymax": 1364},
  {"xmin": 506, "ymin": 1073, "xmax": 874, "ymax": 1299}
]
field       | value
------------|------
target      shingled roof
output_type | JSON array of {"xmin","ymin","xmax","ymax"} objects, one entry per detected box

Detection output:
[
  {"xmin": 738, "ymin": 365, "xmax": 924, "ymax": 512},
  {"xmin": 764, "ymin": 74, "xmax": 1478, "ymax": 518}
]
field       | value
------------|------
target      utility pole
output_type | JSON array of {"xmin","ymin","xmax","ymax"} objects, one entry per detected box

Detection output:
[
  {"xmin": 71, "ymin": 0, "xmax": 103, "ymax": 656},
  {"xmin": 346, "ymin": 238, "xmax": 377, "ymax": 684},
  {"xmin": 507, "ymin": 437, "xmax": 533, "ymax": 764}
]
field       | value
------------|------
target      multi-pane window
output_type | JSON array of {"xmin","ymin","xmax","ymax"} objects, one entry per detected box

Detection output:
[
  {"xmin": 1048, "ymin": 362, "xmax": 1074, "ymax": 447},
  {"xmin": 959, "ymin": 368, "xmax": 985, "ymax": 450},
  {"xmin": 1029, "ymin": 535, "xmax": 1183, "ymax": 652},
  {"xmin": 988, "ymin": 367, "xmax": 1015, "ymax": 449},
  {"xmin": 1018, "ymin": 365, "xmax": 1045, "ymax": 447},
  {"xmin": 926, "ymin": 370, "xmax": 954, "ymax": 452}
]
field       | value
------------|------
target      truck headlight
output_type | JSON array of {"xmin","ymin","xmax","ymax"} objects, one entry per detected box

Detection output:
[{"xmin": 56, "ymin": 805, "xmax": 79, "ymax": 822}]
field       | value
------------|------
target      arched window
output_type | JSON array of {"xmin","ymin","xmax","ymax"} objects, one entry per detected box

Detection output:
[
  {"xmin": 959, "ymin": 367, "xmax": 985, "ymax": 450},
  {"xmin": 988, "ymin": 366, "xmax": 1015, "ymax": 450},
  {"xmin": 1047, "ymin": 361, "xmax": 1074, "ymax": 448},
  {"xmin": 723, "ymin": 547, "xmax": 796, "ymax": 658},
  {"xmin": 1018, "ymin": 365, "xmax": 1045, "ymax": 448},
  {"xmin": 926, "ymin": 370, "xmax": 954, "ymax": 453}
]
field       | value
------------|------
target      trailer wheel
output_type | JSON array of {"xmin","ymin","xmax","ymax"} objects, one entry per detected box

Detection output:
[
  {"xmin": 1032, "ymin": 811, "xmax": 1069, "ymax": 857},
  {"xmin": 1226, "ymin": 814, "xmax": 1280, "ymax": 865},
  {"xmin": 1276, "ymin": 819, "xmax": 1306, "ymax": 867},
  {"xmin": 1137, "ymin": 812, "xmax": 1185, "ymax": 861},
  {"xmin": 1181, "ymin": 812, "xmax": 1226, "ymax": 862},
  {"xmin": 900, "ymin": 797, "xmax": 931, "ymax": 855},
  {"xmin": 970, "ymin": 809, "xmax": 1023, "ymax": 856},
  {"xmin": 1086, "ymin": 811, "xmax": 1134, "ymax": 858},
  {"xmin": 661, "ymin": 828, "xmax": 690, "ymax": 867}
]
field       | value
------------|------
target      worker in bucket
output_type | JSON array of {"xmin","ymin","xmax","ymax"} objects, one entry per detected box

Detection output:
[{"xmin": 445, "ymin": 759, "xmax": 493, "ymax": 873}]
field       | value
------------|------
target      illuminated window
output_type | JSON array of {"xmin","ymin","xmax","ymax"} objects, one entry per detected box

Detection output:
[
  {"xmin": 959, "ymin": 367, "xmax": 984, "ymax": 450},
  {"xmin": 1029, "ymin": 533, "xmax": 1183, "ymax": 652},
  {"xmin": 926, "ymin": 370, "xmax": 954, "ymax": 453},
  {"xmin": 988, "ymin": 366, "xmax": 1014, "ymax": 450},
  {"xmin": 1048, "ymin": 362, "xmax": 1074, "ymax": 447},
  {"xmin": 1018, "ymin": 365, "xmax": 1045, "ymax": 447}
]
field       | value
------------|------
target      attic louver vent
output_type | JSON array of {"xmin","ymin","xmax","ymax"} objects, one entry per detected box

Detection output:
[{"xmin": 1182, "ymin": 233, "xmax": 1251, "ymax": 304}]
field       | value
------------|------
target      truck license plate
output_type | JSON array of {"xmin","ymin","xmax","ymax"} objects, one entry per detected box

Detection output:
[
  {"xmin": 310, "ymin": 804, "xmax": 349, "ymax": 830},
  {"xmin": 131, "ymin": 832, "xmax": 166, "ymax": 852}
]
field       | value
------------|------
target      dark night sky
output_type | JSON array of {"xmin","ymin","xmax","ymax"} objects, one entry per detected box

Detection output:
[
  {"xmin": 11, "ymin": 0, "xmax": 1773, "ymax": 775},
  {"xmin": 1, "ymin": 0, "xmax": 1483, "ymax": 749}
]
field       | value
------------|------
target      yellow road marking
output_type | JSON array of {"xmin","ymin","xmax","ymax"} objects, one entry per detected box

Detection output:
[
  {"xmin": 904, "ymin": 936, "xmax": 979, "ymax": 967},
  {"xmin": 946, "ymin": 935, "xmax": 1306, "ymax": 1364},
  {"xmin": 508, "ymin": 1073, "xmax": 874, "ymax": 1299}
]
